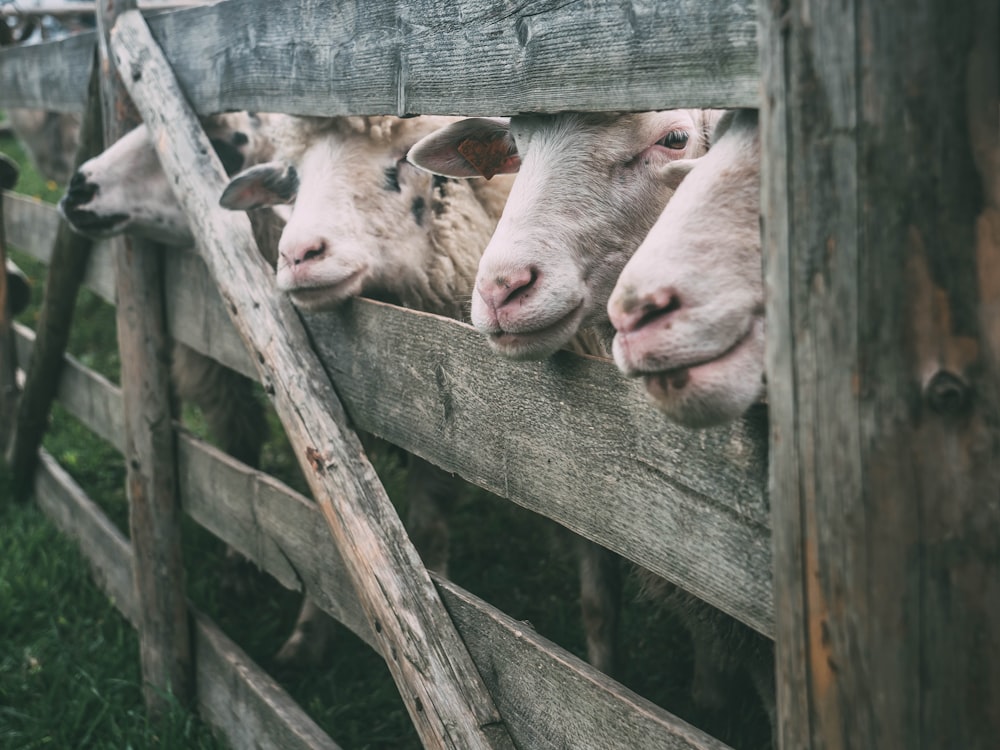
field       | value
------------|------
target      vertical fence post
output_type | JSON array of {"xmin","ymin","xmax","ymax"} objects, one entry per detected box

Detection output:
[
  {"xmin": 96, "ymin": 0, "xmax": 192, "ymax": 713},
  {"xmin": 760, "ymin": 0, "xmax": 1000, "ymax": 747},
  {"xmin": 7, "ymin": 59, "xmax": 103, "ymax": 498},
  {"xmin": 0, "ymin": 153, "xmax": 20, "ymax": 457}
]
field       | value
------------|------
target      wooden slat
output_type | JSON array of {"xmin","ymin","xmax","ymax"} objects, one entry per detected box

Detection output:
[
  {"xmin": 166, "ymin": 244, "xmax": 773, "ymax": 637},
  {"xmin": 112, "ymin": 13, "xmax": 516, "ymax": 748},
  {"xmin": 0, "ymin": 30, "xmax": 94, "ymax": 112},
  {"xmin": 14, "ymin": 322, "xmax": 124, "ymax": 448},
  {"xmin": 31, "ymin": 449, "xmax": 343, "ymax": 750},
  {"xmin": 1, "ymin": 0, "xmax": 758, "ymax": 115},
  {"xmin": 20, "ymin": 317, "xmax": 738, "ymax": 749},
  {"xmin": 4, "ymin": 193, "xmax": 116, "ymax": 304}
]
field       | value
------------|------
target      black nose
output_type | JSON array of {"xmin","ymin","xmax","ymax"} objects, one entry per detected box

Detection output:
[{"xmin": 63, "ymin": 171, "xmax": 98, "ymax": 206}]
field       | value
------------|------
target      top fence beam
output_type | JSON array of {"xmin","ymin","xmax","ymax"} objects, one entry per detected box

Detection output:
[{"xmin": 0, "ymin": 0, "xmax": 759, "ymax": 115}]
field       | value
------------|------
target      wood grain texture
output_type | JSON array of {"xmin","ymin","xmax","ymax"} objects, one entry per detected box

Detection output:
[
  {"xmin": 166, "ymin": 243, "xmax": 772, "ymax": 635},
  {"xmin": 14, "ymin": 323, "xmax": 124, "ymax": 449},
  {"xmin": 1, "ymin": 0, "xmax": 758, "ymax": 114},
  {"xmin": 32, "ymin": 450, "xmax": 343, "ymax": 750},
  {"xmin": 7, "ymin": 62, "xmax": 102, "ymax": 499},
  {"xmin": 0, "ymin": 30, "xmax": 94, "ymax": 112},
  {"xmin": 305, "ymin": 302, "xmax": 773, "ymax": 637},
  {"xmin": 99, "ymin": 0, "xmax": 193, "ymax": 714},
  {"xmin": 111, "ymin": 13, "xmax": 515, "ymax": 748},
  {"xmin": 761, "ymin": 0, "xmax": 1000, "ymax": 747},
  {"xmin": 3, "ymin": 193, "xmax": 116, "ymax": 303}
]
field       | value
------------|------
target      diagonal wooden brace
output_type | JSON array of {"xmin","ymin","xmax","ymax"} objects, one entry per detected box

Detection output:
[{"xmin": 109, "ymin": 10, "xmax": 516, "ymax": 750}]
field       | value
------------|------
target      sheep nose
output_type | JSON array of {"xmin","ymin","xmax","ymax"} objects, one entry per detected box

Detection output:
[
  {"xmin": 609, "ymin": 286, "xmax": 682, "ymax": 335},
  {"xmin": 476, "ymin": 266, "xmax": 538, "ymax": 313},
  {"xmin": 281, "ymin": 239, "xmax": 328, "ymax": 267},
  {"xmin": 63, "ymin": 171, "xmax": 98, "ymax": 206}
]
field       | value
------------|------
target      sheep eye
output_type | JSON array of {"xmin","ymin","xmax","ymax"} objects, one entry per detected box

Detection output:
[
  {"xmin": 657, "ymin": 130, "xmax": 689, "ymax": 150},
  {"xmin": 383, "ymin": 165, "xmax": 401, "ymax": 192}
]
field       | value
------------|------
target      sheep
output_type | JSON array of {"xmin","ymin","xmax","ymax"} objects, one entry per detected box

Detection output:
[
  {"xmin": 406, "ymin": 109, "xmax": 722, "ymax": 359},
  {"xmin": 608, "ymin": 109, "xmax": 765, "ymax": 428},
  {"xmin": 408, "ymin": 109, "xmax": 774, "ymax": 742},
  {"xmin": 219, "ymin": 114, "xmax": 626, "ymax": 677}
]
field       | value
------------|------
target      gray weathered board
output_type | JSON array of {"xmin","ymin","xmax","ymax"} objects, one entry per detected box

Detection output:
[
  {"xmin": 31, "ymin": 449, "xmax": 342, "ymax": 750},
  {"xmin": 15, "ymin": 323, "xmax": 734, "ymax": 750},
  {"xmin": 7, "ymin": 198, "xmax": 773, "ymax": 636},
  {"xmin": 0, "ymin": 0, "xmax": 759, "ymax": 115}
]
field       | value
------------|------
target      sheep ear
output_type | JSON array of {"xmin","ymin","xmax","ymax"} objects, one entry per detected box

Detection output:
[
  {"xmin": 408, "ymin": 118, "xmax": 520, "ymax": 180},
  {"xmin": 219, "ymin": 162, "xmax": 298, "ymax": 210},
  {"xmin": 656, "ymin": 159, "xmax": 697, "ymax": 191}
]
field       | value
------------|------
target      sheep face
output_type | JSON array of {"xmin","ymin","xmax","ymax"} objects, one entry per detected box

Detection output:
[
  {"xmin": 59, "ymin": 113, "xmax": 270, "ymax": 245},
  {"xmin": 408, "ymin": 110, "xmax": 719, "ymax": 360},
  {"xmin": 608, "ymin": 110, "xmax": 764, "ymax": 427},
  {"xmin": 220, "ymin": 116, "xmax": 494, "ymax": 314}
]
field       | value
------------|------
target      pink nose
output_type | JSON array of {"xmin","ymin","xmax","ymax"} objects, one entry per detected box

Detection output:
[
  {"xmin": 609, "ymin": 287, "xmax": 682, "ymax": 335},
  {"xmin": 477, "ymin": 266, "xmax": 538, "ymax": 313},
  {"xmin": 281, "ymin": 239, "xmax": 327, "ymax": 267}
]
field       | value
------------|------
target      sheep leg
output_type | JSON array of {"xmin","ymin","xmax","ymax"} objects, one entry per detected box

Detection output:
[
  {"xmin": 274, "ymin": 598, "xmax": 338, "ymax": 669},
  {"xmin": 577, "ymin": 538, "xmax": 622, "ymax": 677}
]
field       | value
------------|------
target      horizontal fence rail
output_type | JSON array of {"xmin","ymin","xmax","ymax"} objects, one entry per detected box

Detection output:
[
  {"xmin": 13, "ymin": 321, "xmax": 734, "ymax": 750},
  {"xmin": 6, "ymin": 195, "xmax": 774, "ymax": 637},
  {"xmin": 0, "ymin": 0, "xmax": 759, "ymax": 115}
]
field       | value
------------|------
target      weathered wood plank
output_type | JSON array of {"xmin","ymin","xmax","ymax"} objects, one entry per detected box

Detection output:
[
  {"xmin": 7, "ymin": 62, "xmax": 102, "ymax": 499},
  {"xmin": 761, "ymin": 0, "xmax": 1000, "ymax": 747},
  {"xmin": 2, "ymin": 0, "xmax": 759, "ymax": 114},
  {"xmin": 192, "ymin": 610, "xmax": 344, "ymax": 750},
  {"xmin": 0, "ymin": 30, "xmax": 95, "ymax": 112},
  {"xmin": 100, "ymin": 0, "xmax": 192, "ymax": 713},
  {"xmin": 34, "ymin": 449, "xmax": 138, "ymax": 623},
  {"xmin": 3, "ymin": 192, "xmax": 116, "ymax": 304},
  {"xmin": 305, "ymin": 302, "xmax": 773, "ymax": 637},
  {"xmin": 165, "ymin": 243, "xmax": 773, "ymax": 637},
  {"xmin": 14, "ymin": 322, "xmax": 124, "ymax": 449},
  {"xmin": 32, "ymin": 449, "xmax": 343, "ymax": 750},
  {"xmin": 112, "ymin": 13, "xmax": 515, "ymax": 748},
  {"xmin": 178, "ymin": 428, "xmax": 735, "ymax": 750}
]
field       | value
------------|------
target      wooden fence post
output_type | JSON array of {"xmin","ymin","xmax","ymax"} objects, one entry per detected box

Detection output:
[
  {"xmin": 7, "ymin": 59, "xmax": 103, "ymax": 499},
  {"xmin": 760, "ymin": 0, "xmax": 1000, "ymax": 747},
  {"xmin": 0, "ymin": 152, "xmax": 19, "ymax": 457},
  {"xmin": 97, "ymin": 0, "xmax": 192, "ymax": 714}
]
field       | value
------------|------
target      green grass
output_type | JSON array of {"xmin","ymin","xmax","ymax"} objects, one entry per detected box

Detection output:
[{"xmin": 1, "ymin": 128, "xmax": 771, "ymax": 749}]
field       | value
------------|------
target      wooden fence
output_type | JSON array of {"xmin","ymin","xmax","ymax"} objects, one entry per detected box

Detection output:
[{"xmin": 2, "ymin": 0, "xmax": 998, "ymax": 748}]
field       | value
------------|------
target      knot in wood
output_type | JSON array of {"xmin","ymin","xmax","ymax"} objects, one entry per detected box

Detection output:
[{"xmin": 924, "ymin": 370, "xmax": 971, "ymax": 415}]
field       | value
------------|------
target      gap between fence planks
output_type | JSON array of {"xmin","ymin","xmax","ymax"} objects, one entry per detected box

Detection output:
[
  {"xmin": 98, "ymin": 0, "xmax": 192, "ymax": 715},
  {"xmin": 14, "ymin": 322, "xmax": 733, "ymax": 750},
  {"xmin": 0, "ymin": 0, "xmax": 758, "ymax": 116},
  {"xmin": 32, "ymin": 448, "xmax": 343, "ymax": 750},
  {"xmin": 0, "ymin": 153, "xmax": 18, "ymax": 457},
  {"xmin": 110, "ymin": 11, "xmax": 515, "ymax": 749},
  {"xmin": 7, "ymin": 57, "xmax": 102, "ymax": 499}
]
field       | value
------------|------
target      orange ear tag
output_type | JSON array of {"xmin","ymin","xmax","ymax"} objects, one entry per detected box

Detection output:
[{"xmin": 457, "ymin": 136, "xmax": 515, "ymax": 180}]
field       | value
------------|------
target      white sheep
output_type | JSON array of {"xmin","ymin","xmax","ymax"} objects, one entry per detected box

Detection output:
[
  {"xmin": 406, "ymin": 109, "xmax": 722, "ymax": 359},
  {"xmin": 220, "ymin": 114, "xmax": 626, "ymax": 676},
  {"xmin": 608, "ymin": 109, "xmax": 765, "ymax": 428}
]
